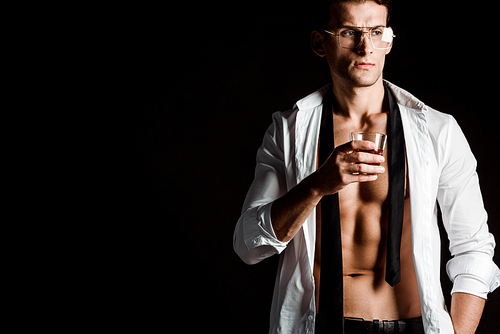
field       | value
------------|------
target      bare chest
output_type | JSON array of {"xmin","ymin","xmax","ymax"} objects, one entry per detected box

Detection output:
[
  {"xmin": 313, "ymin": 110, "xmax": 418, "ymax": 317},
  {"xmin": 333, "ymin": 112, "xmax": 390, "ymax": 208}
]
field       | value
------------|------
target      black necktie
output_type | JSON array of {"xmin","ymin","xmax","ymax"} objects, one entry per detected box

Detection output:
[
  {"xmin": 315, "ymin": 83, "xmax": 405, "ymax": 333},
  {"xmin": 316, "ymin": 88, "xmax": 343, "ymax": 334},
  {"xmin": 385, "ymin": 82, "xmax": 406, "ymax": 287}
]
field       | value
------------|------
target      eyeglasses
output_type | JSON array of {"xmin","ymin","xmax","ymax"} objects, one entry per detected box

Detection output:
[{"xmin": 323, "ymin": 26, "xmax": 395, "ymax": 50}]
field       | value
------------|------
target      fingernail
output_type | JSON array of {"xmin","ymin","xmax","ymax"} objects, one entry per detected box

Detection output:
[{"xmin": 369, "ymin": 142, "xmax": 376, "ymax": 149}]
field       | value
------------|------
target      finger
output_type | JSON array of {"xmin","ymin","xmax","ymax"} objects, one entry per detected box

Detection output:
[
  {"xmin": 347, "ymin": 163, "xmax": 385, "ymax": 175},
  {"xmin": 345, "ymin": 151, "xmax": 385, "ymax": 165},
  {"xmin": 355, "ymin": 173, "xmax": 379, "ymax": 182},
  {"xmin": 336, "ymin": 140, "xmax": 372, "ymax": 154},
  {"xmin": 350, "ymin": 140, "xmax": 376, "ymax": 151},
  {"xmin": 341, "ymin": 171, "xmax": 379, "ymax": 183}
]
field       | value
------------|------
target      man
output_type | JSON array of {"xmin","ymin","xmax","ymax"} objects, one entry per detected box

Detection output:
[{"xmin": 233, "ymin": 1, "xmax": 500, "ymax": 333}]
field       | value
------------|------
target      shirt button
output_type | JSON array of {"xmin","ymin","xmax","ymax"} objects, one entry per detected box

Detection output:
[{"xmin": 308, "ymin": 315, "xmax": 314, "ymax": 321}]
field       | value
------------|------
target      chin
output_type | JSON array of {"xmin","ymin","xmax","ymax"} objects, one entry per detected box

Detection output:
[{"xmin": 346, "ymin": 72, "xmax": 382, "ymax": 88}]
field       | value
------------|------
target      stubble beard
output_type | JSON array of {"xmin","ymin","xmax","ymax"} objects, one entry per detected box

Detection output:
[
  {"xmin": 336, "ymin": 64, "xmax": 382, "ymax": 88},
  {"xmin": 329, "ymin": 55, "xmax": 384, "ymax": 89}
]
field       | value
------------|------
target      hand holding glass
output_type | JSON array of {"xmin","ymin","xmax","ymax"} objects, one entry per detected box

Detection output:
[{"xmin": 349, "ymin": 132, "xmax": 387, "ymax": 172}]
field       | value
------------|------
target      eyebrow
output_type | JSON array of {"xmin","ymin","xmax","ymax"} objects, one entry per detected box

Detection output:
[{"xmin": 339, "ymin": 25, "xmax": 387, "ymax": 30}]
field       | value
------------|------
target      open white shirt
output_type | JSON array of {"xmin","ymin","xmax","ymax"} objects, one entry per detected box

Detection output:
[{"xmin": 233, "ymin": 81, "xmax": 500, "ymax": 334}]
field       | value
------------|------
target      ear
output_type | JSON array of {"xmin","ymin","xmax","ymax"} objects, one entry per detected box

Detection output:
[
  {"xmin": 311, "ymin": 30, "xmax": 326, "ymax": 57},
  {"xmin": 385, "ymin": 43, "xmax": 392, "ymax": 55}
]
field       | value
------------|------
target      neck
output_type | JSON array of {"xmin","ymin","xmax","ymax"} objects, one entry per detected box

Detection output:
[{"xmin": 332, "ymin": 77, "xmax": 385, "ymax": 120}]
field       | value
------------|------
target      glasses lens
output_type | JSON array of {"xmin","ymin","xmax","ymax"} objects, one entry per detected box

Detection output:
[
  {"xmin": 338, "ymin": 28, "xmax": 359, "ymax": 49},
  {"xmin": 370, "ymin": 27, "xmax": 392, "ymax": 50},
  {"xmin": 337, "ymin": 27, "xmax": 393, "ymax": 50}
]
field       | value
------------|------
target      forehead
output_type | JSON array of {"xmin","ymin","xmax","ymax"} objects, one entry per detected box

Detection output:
[{"xmin": 329, "ymin": 1, "xmax": 388, "ymax": 28}]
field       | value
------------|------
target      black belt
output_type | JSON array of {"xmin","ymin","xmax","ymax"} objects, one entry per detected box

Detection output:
[{"xmin": 343, "ymin": 317, "xmax": 424, "ymax": 334}]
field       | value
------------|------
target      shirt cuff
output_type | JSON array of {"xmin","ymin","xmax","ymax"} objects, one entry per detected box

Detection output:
[
  {"xmin": 243, "ymin": 202, "xmax": 289, "ymax": 255},
  {"xmin": 447, "ymin": 254, "xmax": 500, "ymax": 299},
  {"xmin": 451, "ymin": 274, "xmax": 489, "ymax": 299}
]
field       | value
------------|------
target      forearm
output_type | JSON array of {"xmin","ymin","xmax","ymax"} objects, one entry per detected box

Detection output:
[
  {"xmin": 271, "ymin": 140, "xmax": 385, "ymax": 242},
  {"xmin": 271, "ymin": 174, "xmax": 323, "ymax": 242},
  {"xmin": 450, "ymin": 292, "xmax": 485, "ymax": 334}
]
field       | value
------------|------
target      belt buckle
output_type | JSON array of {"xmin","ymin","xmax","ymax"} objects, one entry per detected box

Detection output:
[
  {"xmin": 344, "ymin": 317, "xmax": 370, "ymax": 334},
  {"xmin": 382, "ymin": 320, "xmax": 396, "ymax": 334}
]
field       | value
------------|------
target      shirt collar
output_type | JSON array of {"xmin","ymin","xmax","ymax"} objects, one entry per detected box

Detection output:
[{"xmin": 294, "ymin": 80, "xmax": 427, "ymax": 112}]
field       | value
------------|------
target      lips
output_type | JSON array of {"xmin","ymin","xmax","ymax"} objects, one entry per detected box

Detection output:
[{"xmin": 354, "ymin": 62, "xmax": 374, "ymax": 69}]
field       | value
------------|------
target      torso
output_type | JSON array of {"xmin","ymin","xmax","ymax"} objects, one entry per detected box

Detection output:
[{"xmin": 313, "ymin": 110, "xmax": 421, "ymax": 320}]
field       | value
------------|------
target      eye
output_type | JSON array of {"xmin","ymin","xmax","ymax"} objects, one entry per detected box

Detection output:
[
  {"xmin": 371, "ymin": 28, "xmax": 383, "ymax": 37},
  {"xmin": 340, "ymin": 29, "xmax": 357, "ymax": 38}
]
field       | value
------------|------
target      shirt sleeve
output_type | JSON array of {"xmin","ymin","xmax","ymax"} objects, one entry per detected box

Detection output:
[
  {"xmin": 233, "ymin": 113, "xmax": 290, "ymax": 265},
  {"xmin": 437, "ymin": 116, "xmax": 500, "ymax": 299}
]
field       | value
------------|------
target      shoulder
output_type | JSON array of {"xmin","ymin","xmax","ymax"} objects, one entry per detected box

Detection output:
[
  {"xmin": 385, "ymin": 80, "xmax": 456, "ymax": 133},
  {"xmin": 267, "ymin": 84, "xmax": 331, "ymax": 134},
  {"xmin": 272, "ymin": 83, "xmax": 331, "ymax": 119},
  {"xmin": 386, "ymin": 81, "xmax": 472, "ymax": 169}
]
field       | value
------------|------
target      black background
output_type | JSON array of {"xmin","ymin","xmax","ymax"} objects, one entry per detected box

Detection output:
[{"xmin": 125, "ymin": 2, "xmax": 499, "ymax": 332}]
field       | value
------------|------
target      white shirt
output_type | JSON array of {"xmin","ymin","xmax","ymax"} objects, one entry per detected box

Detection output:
[{"xmin": 233, "ymin": 81, "xmax": 500, "ymax": 334}]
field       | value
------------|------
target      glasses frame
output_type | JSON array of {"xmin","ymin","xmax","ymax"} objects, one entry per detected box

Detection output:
[{"xmin": 323, "ymin": 26, "xmax": 396, "ymax": 50}]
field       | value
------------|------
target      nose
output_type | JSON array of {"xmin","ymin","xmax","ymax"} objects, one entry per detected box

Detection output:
[{"xmin": 356, "ymin": 32, "xmax": 373, "ymax": 56}]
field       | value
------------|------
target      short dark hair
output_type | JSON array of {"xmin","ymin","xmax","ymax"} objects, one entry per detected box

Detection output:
[{"xmin": 315, "ymin": 0, "xmax": 392, "ymax": 30}]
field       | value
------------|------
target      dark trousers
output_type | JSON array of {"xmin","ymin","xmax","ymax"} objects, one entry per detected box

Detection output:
[{"xmin": 343, "ymin": 317, "xmax": 424, "ymax": 334}]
